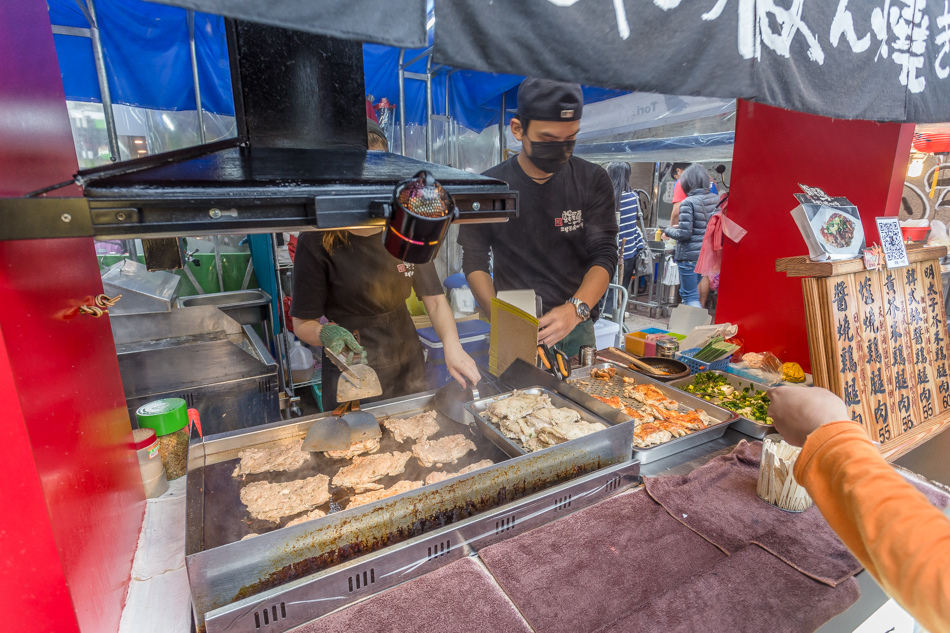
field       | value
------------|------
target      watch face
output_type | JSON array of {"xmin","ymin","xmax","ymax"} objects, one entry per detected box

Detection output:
[{"xmin": 578, "ymin": 303, "xmax": 590, "ymax": 317}]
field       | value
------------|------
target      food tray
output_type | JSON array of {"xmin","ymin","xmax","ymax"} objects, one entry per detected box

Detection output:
[
  {"xmin": 669, "ymin": 370, "xmax": 776, "ymax": 439},
  {"xmin": 465, "ymin": 387, "xmax": 617, "ymax": 458},
  {"xmin": 675, "ymin": 347, "xmax": 732, "ymax": 374},
  {"xmin": 568, "ymin": 364, "xmax": 736, "ymax": 463}
]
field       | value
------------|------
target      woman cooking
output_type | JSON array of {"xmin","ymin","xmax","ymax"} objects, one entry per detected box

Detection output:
[{"xmin": 291, "ymin": 227, "xmax": 481, "ymax": 410}]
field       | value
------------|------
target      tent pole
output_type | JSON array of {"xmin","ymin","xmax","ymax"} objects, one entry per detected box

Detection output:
[
  {"xmin": 498, "ymin": 93, "xmax": 506, "ymax": 165},
  {"xmin": 85, "ymin": 0, "xmax": 120, "ymax": 162},
  {"xmin": 187, "ymin": 10, "xmax": 206, "ymax": 145},
  {"xmin": 398, "ymin": 49, "xmax": 406, "ymax": 156},
  {"xmin": 425, "ymin": 55, "xmax": 433, "ymax": 162}
]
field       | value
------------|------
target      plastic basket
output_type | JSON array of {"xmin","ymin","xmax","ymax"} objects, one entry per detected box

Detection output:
[{"xmin": 675, "ymin": 347, "xmax": 732, "ymax": 374}]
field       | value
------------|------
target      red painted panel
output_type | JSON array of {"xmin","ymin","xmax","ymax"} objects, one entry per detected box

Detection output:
[
  {"xmin": 0, "ymin": 2, "xmax": 144, "ymax": 633},
  {"xmin": 716, "ymin": 101, "xmax": 914, "ymax": 372}
]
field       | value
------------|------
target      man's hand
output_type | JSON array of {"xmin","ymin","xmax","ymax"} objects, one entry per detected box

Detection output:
[
  {"xmin": 538, "ymin": 303, "xmax": 581, "ymax": 348},
  {"xmin": 443, "ymin": 342, "xmax": 481, "ymax": 387},
  {"xmin": 766, "ymin": 386, "xmax": 850, "ymax": 447},
  {"xmin": 319, "ymin": 324, "xmax": 365, "ymax": 363}
]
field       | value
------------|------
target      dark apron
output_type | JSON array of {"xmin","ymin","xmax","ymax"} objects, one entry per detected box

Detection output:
[{"xmin": 321, "ymin": 307, "xmax": 427, "ymax": 410}]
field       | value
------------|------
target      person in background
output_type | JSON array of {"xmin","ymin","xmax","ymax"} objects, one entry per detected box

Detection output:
[
  {"xmin": 767, "ymin": 386, "xmax": 950, "ymax": 633},
  {"xmin": 606, "ymin": 162, "xmax": 645, "ymax": 292},
  {"xmin": 459, "ymin": 78, "xmax": 618, "ymax": 357},
  {"xmin": 291, "ymin": 121, "xmax": 480, "ymax": 410},
  {"xmin": 668, "ymin": 162, "xmax": 690, "ymax": 224},
  {"xmin": 663, "ymin": 164, "xmax": 717, "ymax": 308}
]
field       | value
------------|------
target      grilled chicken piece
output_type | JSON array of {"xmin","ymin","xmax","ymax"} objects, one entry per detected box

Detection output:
[
  {"xmin": 382, "ymin": 410, "xmax": 440, "ymax": 443},
  {"xmin": 232, "ymin": 439, "xmax": 311, "ymax": 477},
  {"xmin": 537, "ymin": 419, "xmax": 608, "ymax": 446},
  {"xmin": 528, "ymin": 407, "xmax": 582, "ymax": 426},
  {"xmin": 487, "ymin": 391, "xmax": 552, "ymax": 422},
  {"xmin": 633, "ymin": 423, "xmax": 673, "ymax": 447},
  {"xmin": 626, "ymin": 384, "xmax": 679, "ymax": 410},
  {"xmin": 331, "ymin": 452, "xmax": 412, "ymax": 491},
  {"xmin": 651, "ymin": 419, "xmax": 689, "ymax": 437},
  {"xmin": 591, "ymin": 367, "xmax": 617, "ymax": 380},
  {"xmin": 323, "ymin": 437, "xmax": 381, "ymax": 460},
  {"xmin": 240, "ymin": 474, "xmax": 331, "ymax": 523},
  {"xmin": 652, "ymin": 406, "xmax": 709, "ymax": 430},
  {"xmin": 591, "ymin": 394, "xmax": 624, "ymax": 410},
  {"xmin": 622, "ymin": 376, "xmax": 637, "ymax": 384},
  {"xmin": 285, "ymin": 508, "xmax": 327, "ymax": 527},
  {"xmin": 424, "ymin": 459, "xmax": 495, "ymax": 485},
  {"xmin": 346, "ymin": 480, "xmax": 424, "ymax": 509},
  {"xmin": 622, "ymin": 406, "xmax": 654, "ymax": 424},
  {"xmin": 412, "ymin": 434, "xmax": 476, "ymax": 468}
]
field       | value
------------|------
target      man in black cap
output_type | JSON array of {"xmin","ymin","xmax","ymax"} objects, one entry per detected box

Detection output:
[{"xmin": 459, "ymin": 78, "xmax": 618, "ymax": 357}]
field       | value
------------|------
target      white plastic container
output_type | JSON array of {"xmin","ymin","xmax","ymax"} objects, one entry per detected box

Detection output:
[
  {"xmin": 594, "ymin": 319, "xmax": 621, "ymax": 350},
  {"xmin": 289, "ymin": 340, "xmax": 315, "ymax": 383}
]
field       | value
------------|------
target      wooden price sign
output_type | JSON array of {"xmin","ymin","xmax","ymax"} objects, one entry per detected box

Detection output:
[{"xmin": 777, "ymin": 245, "xmax": 950, "ymax": 460}]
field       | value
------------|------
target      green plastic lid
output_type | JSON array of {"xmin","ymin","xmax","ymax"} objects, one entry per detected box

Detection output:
[{"xmin": 136, "ymin": 398, "xmax": 188, "ymax": 436}]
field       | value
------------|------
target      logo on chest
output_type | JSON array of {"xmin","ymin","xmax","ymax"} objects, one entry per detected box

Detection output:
[
  {"xmin": 556, "ymin": 209, "xmax": 583, "ymax": 233},
  {"xmin": 396, "ymin": 263, "xmax": 415, "ymax": 277}
]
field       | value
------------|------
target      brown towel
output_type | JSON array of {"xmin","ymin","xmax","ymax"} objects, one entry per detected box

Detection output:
[
  {"xmin": 592, "ymin": 545, "xmax": 861, "ymax": 633},
  {"xmin": 294, "ymin": 556, "xmax": 532, "ymax": 633},
  {"xmin": 478, "ymin": 490, "xmax": 728, "ymax": 633},
  {"xmin": 645, "ymin": 440, "xmax": 860, "ymax": 586}
]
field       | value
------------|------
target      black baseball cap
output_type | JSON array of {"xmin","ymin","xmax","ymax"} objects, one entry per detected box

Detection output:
[{"xmin": 516, "ymin": 78, "xmax": 583, "ymax": 122}]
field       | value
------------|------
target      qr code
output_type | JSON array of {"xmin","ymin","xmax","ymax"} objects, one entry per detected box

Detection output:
[{"xmin": 879, "ymin": 221, "xmax": 904, "ymax": 256}]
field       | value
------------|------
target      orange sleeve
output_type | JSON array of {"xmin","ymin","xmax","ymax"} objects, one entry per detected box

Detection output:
[{"xmin": 794, "ymin": 421, "xmax": 950, "ymax": 633}]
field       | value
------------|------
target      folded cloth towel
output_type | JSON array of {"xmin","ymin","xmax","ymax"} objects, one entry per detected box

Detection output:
[
  {"xmin": 645, "ymin": 440, "xmax": 859, "ymax": 586},
  {"xmin": 592, "ymin": 545, "xmax": 860, "ymax": 633},
  {"xmin": 293, "ymin": 556, "xmax": 532, "ymax": 633},
  {"xmin": 478, "ymin": 489, "xmax": 727, "ymax": 633},
  {"xmin": 645, "ymin": 440, "xmax": 950, "ymax": 587}
]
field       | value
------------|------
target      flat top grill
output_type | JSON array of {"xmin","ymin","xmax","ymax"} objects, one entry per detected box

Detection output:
[{"xmin": 201, "ymin": 406, "xmax": 510, "ymax": 549}]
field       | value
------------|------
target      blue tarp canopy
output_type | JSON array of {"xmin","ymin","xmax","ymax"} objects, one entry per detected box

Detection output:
[{"xmin": 48, "ymin": 1, "xmax": 625, "ymax": 132}]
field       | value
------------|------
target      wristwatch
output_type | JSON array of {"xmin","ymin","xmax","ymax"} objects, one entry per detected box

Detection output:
[{"xmin": 567, "ymin": 297, "xmax": 591, "ymax": 322}]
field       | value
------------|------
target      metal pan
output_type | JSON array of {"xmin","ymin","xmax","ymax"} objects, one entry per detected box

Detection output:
[
  {"xmin": 567, "ymin": 363, "xmax": 737, "ymax": 463},
  {"xmin": 669, "ymin": 370, "xmax": 776, "ymax": 439},
  {"xmin": 465, "ymin": 387, "xmax": 619, "ymax": 458}
]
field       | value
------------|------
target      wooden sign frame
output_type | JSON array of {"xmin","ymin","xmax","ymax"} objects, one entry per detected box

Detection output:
[{"xmin": 777, "ymin": 245, "xmax": 950, "ymax": 460}]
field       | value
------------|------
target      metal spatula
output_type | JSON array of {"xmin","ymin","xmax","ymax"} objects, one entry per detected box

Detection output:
[
  {"xmin": 302, "ymin": 403, "xmax": 382, "ymax": 452},
  {"xmin": 324, "ymin": 348, "xmax": 383, "ymax": 401}
]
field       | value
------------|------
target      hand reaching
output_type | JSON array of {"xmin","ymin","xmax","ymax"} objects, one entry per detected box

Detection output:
[
  {"xmin": 766, "ymin": 386, "xmax": 850, "ymax": 447},
  {"xmin": 320, "ymin": 324, "xmax": 365, "ymax": 363},
  {"xmin": 444, "ymin": 342, "xmax": 481, "ymax": 388},
  {"xmin": 538, "ymin": 304, "xmax": 581, "ymax": 348}
]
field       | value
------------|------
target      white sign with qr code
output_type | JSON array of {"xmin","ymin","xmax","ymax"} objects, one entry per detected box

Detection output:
[{"xmin": 875, "ymin": 217, "xmax": 909, "ymax": 269}]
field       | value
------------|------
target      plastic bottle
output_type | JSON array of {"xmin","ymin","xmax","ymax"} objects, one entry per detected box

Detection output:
[{"xmin": 289, "ymin": 341, "xmax": 315, "ymax": 383}]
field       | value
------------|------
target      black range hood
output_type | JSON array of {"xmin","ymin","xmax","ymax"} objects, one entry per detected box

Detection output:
[{"xmin": 4, "ymin": 20, "xmax": 515, "ymax": 241}]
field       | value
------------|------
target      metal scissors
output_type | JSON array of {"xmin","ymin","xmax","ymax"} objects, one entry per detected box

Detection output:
[{"xmin": 537, "ymin": 343, "xmax": 571, "ymax": 380}]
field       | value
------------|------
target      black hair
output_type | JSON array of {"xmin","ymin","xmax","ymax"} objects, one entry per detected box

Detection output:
[
  {"xmin": 671, "ymin": 162, "xmax": 690, "ymax": 177},
  {"xmin": 605, "ymin": 162, "xmax": 632, "ymax": 214},
  {"xmin": 680, "ymin": 163, "xmax": 711, "ymax": 195}
]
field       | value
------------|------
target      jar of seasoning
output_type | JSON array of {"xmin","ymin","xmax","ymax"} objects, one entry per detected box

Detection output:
[
  {"xmin": 136, "ymin": 398, "xmax": 190, "ymax": 480},
  {"xmin": 578, "ymin": 345, "xmax": 595, "ymax": 367},
  {"xmin": 655, "ymin": 339, "xmax": 679, "ymax": 360},
  {"xmin": 132, "ymin": 427, "xmax": 169, "ymax": 498}
]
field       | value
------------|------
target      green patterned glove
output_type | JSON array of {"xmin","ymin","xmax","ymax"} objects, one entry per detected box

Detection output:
[{"xmin": 320, "ymin": 324, "xmax": 365, "ymax": 363}]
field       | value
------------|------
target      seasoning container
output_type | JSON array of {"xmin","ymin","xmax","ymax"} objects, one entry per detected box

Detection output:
[
  {"xmin": 136, "ymin": 398, "xmax": 190, "ymax": 480},
  {"xmin": 655, "ymin": 339, "xmax": 679, "ymax": 359},
  {"xmin": 132, "ymin": 427, "xmax": 169, "ymax": 498},
  {"xmin": 578, "ymin": 345, "xmax": 595, "ymax": 367}
]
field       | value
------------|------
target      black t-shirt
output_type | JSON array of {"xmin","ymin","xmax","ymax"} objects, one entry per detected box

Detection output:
[
  {"xmin": 458, "ymin": 155, "xmax": 618, "ymax": 319},
  {"xmin": 290, "ymin": 231, "xmax": 443, "ymax": 323}
]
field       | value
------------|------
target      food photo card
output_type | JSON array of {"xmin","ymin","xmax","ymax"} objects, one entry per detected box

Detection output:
[{"xmin": 791, "ymin": 184, "xmax": 866, "ymax": 261}]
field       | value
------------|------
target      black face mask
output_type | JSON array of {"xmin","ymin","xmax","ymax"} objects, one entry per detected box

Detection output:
[{"xmin": 524, "ymin": 138, "xmax": 575, "ymax": 175}]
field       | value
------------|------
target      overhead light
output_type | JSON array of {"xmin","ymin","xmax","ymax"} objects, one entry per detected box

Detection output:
[
  {"xmin": 908, "ymin": 155, "xmax": 925, "ymax": 178},
  {"xmin": 133, "ymin": 139, "xmax": 144, "ymax": 145}
]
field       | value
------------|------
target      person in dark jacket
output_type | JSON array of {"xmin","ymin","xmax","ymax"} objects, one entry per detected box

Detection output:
[{"xmin": 664, "ymin": 164, "xmax": 718, "ymax": 308}]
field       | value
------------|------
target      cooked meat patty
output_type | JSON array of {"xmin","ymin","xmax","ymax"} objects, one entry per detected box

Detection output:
[
  {"xmin": 240, "ymin": 474, "xmax": 331, "ymax": 523},
  {"xmin": 331, "ymin": 451, "xmax": 412, "ymax": 491},
  {"xmin": 382, "ymin": 410, "xmax": 440, "ymax": 443},
  {"xmin": 346, "ymin": 480, "xmax": 423, "ymax": 509},
  {"xmin": 633, "ymin": 423, "xmax": 673, "ymax": 447},
  {"xmin": 424, "ymin": 459, "xmax": 495, "ymax": 485},
  {"xmin": 487, "ymin": 391, "xmax": 552, "ymax": 422},
  {"xmin": 412, "ymin": 434, "xmax": 476, "ymax": 468},
  {"xmin": 323, "ymin": 437, "xmax": 380, "ymax": 460},
  {"xmin": 626, "ymin": 384, "xmax": 679, "ymax": 410},
  {"xmin": 285, "ymin": 508, "xmax": 327, "ymax": 528},
  {"xmin": 232, "ymin": 439, "xmax": 310, "ymax": 477},
  {"xmin": 537, "ymin": 419, "xmax": 607, "ymax": 446}
]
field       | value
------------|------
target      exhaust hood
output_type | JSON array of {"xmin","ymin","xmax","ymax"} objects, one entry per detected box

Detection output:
[{"xmin": 2, "ymin": 20, "xmax": 516, "ymax": 241}]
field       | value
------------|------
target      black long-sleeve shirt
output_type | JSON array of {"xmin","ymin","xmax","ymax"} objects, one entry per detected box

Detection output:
[{"xmin": 458, "ymin": 155, "xmax": 618, "ymax": 319}]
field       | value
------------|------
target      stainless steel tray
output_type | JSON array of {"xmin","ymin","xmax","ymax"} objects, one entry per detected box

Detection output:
[
  {"xmin": 669, "ymin": 370, "xmax": 776, "ymax": 439},
  {"xmin": 465, "ymin": 387, "xmax": 618, "ymax": 458},
  {"xmin": 568, "ymin": 364, "xmax": 737, "ymax": 463}
]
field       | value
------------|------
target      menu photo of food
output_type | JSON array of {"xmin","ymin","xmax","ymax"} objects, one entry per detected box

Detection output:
[{"xmin": 791, "ymin": 185, "xmax": 866, "ymax": 261}]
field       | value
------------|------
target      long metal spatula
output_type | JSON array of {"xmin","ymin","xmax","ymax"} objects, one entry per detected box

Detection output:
[
  {"xmin": 324, "ymin": 347, "xmax": 383, "ymax": 401},
  {"xmin": 302, "ymin": 406, "xmax": 382, "ymax": 452}
]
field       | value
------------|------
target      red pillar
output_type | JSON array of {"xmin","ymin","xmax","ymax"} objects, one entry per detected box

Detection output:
[
  {"xmin": 716, "ymin": 101, "xmax": 914, "ymax": 372},
  {"xmin": 0, "ymin": 2, "xmax": 145, "ymax": 632}
]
